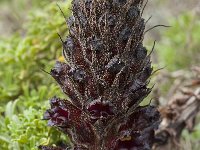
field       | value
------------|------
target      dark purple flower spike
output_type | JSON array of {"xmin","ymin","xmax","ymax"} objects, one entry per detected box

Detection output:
[{"xmin": 40, "ymin": 0, "xmax": 160, "ymax": 149}]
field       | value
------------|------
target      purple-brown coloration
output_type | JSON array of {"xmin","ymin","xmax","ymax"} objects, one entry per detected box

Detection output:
[{"xmin": 40, "ymin": 0, "xmax": 160, "ymax": 150}]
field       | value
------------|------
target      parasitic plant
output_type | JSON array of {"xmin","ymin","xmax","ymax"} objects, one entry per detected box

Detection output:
[{"xmin": 40, "ymin": 0, "xmax": 160, "ymax": 149}]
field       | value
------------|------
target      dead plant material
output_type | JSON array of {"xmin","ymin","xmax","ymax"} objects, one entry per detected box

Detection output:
[{"xmin": 153, "ymin": 66, "xmax": 200, "ymax": 150}]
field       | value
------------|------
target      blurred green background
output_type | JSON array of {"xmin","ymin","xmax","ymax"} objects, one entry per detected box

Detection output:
[
  {"xmin": 0, "ymin": 0, "xmax": 200, "ymax": 150},
  {"xmin": 0, "ymin": 0, "xmax": 71, "ymax": 149}
]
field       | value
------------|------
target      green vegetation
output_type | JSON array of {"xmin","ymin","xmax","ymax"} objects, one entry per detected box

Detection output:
[
  {"xmin": 0, "ymin": 1, "xmax": 71, "ymax": 149},
  {"xmin": 157, "ymin": 12, "xmax": 200, "ymax": 71},
  {"xmin": 0, "ymin": 0, "xmax": 200, "ymax": 149},
  {"xmin": 155, "ymin": 12, "xmax": 200, "ymax": 150}
]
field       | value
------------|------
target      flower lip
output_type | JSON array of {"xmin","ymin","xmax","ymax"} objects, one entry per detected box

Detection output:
[
  {"xmin": 86, "ymin": 98, "xmax": 115, "ymax": 120},
  {"xmin": 44, "ymin": 107, "xmax": 69, "ymax": 127},
  {"xmin": 43, "ymin": 97, "xmax": 70, "ymax": 127}
]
